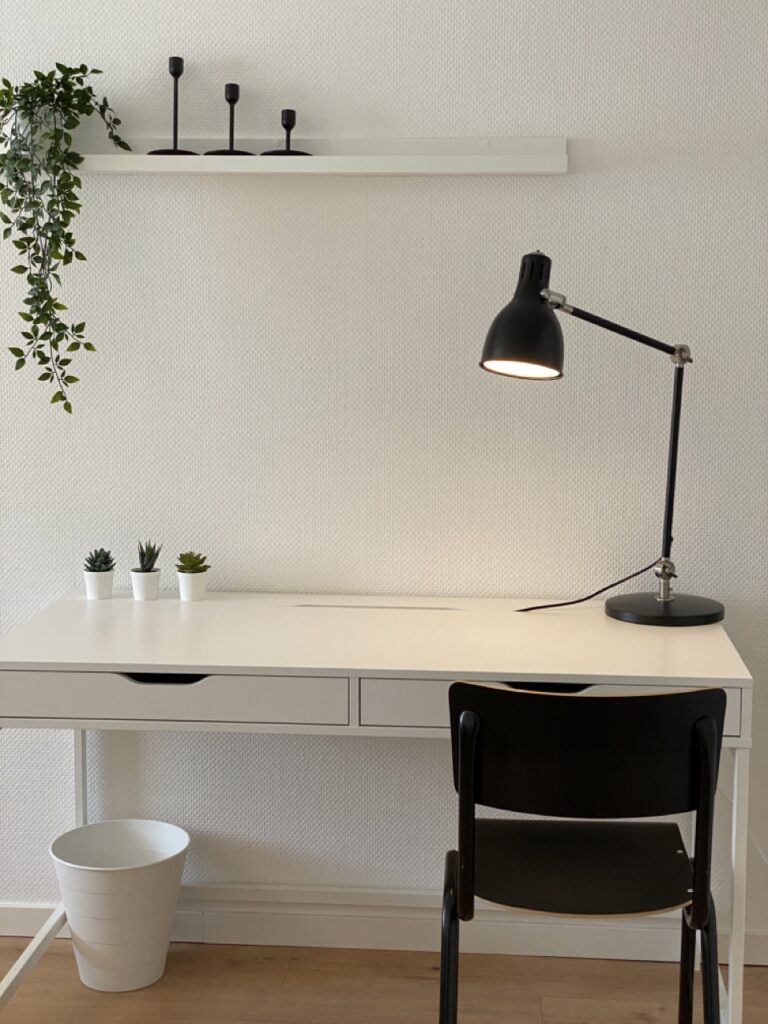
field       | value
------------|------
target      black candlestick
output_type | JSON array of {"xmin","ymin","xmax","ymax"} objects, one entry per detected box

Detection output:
[
  {"xmin": 261, "ymin": 109, "xmax": 311, "ymax": 155},
  {"xmin": 205, "ymin": 83, "xmax": 253, "ymax": 155},
  {"xmin": 148, "ymin": 56, "xmax": 197, "ymax": 155}
]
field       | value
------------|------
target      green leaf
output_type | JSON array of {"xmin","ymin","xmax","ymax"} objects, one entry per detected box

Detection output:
[
  {"xmin": 10, "ymin": 265, "xmax": 26, "ymax": 273},
  {"xmin": 51, "ymin": 391, "xmax": 65, "ymax": 403},
  {"xmin": 66, "ymin": 342, "xmax": 80, "ymax": 351},
  {"xmin": 18, "ymin": 311, "xmax": 32, "ymax": 321},
  {"xmin": 8, "ymin": 347, "xmax": 24, "ymax": 357},
  {"xmin": 14, "ymin": 357, "xmax": 25, "ymax": 370},
  {"xmin": 52, "ymin": 302, "xmax": 68, "ymax": 310},
  {"xmin": 74, "ymin": 251, "xmax": 86, "ymax": 260},
  {"xmin": 63, "ymin": 375, "xmax": 79, "ymax": 384},
  {"xmin": 83, "ymin": 342, "xmax": 96, "ymax": 351},
  {"xmin": 63, "ymin": 401, "xmax": 72, "ymax": 413}
]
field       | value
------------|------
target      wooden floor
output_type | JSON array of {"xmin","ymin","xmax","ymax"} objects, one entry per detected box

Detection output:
[{"xmin": 0, "ymin": 939, "xmax": 766, "ymax": 1023}]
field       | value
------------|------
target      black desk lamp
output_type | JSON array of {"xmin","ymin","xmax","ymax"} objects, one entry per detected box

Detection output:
[{"xmin": 481, "ymin": 251, "xmax": 724, "ymax": 626}]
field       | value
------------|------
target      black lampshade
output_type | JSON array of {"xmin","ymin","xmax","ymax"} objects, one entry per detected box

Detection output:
[{"xmin": 480, "ymin": 251, "xmax": 564, "ymax": 379}]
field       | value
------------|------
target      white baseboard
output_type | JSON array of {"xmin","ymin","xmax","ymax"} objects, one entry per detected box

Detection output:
[{"xmin": 2, "ymin": 885, "xmax": 767, "ymax": 965}]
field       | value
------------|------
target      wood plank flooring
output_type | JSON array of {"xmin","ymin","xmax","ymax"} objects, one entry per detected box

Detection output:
[{"xmin": 0, "ymin": 939, "xmax": 766, "ymax": 1023}]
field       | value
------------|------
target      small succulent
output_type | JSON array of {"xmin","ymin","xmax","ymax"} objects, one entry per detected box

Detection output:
[
  {"xmin": 134, "ymin": 540, "xmax": 162, "ymax": 573},
  {"xmin": 176, "ymin": 551, "xmax": 210, "ymax": 574},
  {"xmin": 84, "ymin": 548, "xmax": 115, "ymax": 573}
]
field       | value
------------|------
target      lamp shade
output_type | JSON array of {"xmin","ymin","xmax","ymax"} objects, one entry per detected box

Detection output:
[{"xmin": 480, "ymin": 251, "xmax": 564, "ymax": 379}]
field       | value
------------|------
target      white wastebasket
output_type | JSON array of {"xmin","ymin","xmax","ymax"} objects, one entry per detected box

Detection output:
[{"xmin": 50, "ymin": 819, "xmax": 189, "ymax": 992}]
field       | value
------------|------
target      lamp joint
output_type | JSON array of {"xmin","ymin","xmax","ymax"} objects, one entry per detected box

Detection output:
[
  {"xmin": 654, "ymin": 558, "xmax": 677, "ymax": 603},
  {"xmin": 540, "ymin": 288, "xmax": 573, "ymax": 313},
  {"xmin": 671, "ymin": 345, "xmax": 692, "ymax": 366}
]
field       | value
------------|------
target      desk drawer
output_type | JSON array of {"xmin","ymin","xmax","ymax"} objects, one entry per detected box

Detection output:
[
  {"xmin": 360, "ymin": 677, "xmax": 453, "ymax": 728},
  {"xmin": 359, "ymin": 678, "xmax": 742, "ymax": 737},
  {"xmin": 0, "ymin": 671, "xmax": 349, "ymax": 726}
]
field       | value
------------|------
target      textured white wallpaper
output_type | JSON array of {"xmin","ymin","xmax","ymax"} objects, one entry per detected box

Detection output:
[{"xmin": 1, "ymin": 0, "xmax": 766, "ymax": 942}]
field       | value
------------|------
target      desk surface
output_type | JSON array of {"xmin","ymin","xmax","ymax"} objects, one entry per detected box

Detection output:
[
  {"xmin": 0, "ymin": 591, "xmax": 752, "ymax": 685},
  {"xmin": 0, "ymin": 590, "xmax": 753, "ymax": 1024}
]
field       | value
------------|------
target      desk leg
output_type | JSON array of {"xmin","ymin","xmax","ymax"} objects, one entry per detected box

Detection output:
[
  {"xmin": 0, "ymin": 905, "xmax": 67, "ymax": 1010},
  {"xmin": 728, "ymin": 746, "xmax": 750, "ymax": 1024},
  {"xmin": 0, "ymin": 734, "xmax": 76, "ymax": 1011},
  {"xmin": 73, "ymin": 729, "xmax": 87, "ymax": 827}
]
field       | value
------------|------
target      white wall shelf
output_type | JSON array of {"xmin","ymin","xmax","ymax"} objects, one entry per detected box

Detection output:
[{"xmin": 79, "ymin": 136, "xmax": 567, "ymax": 175}]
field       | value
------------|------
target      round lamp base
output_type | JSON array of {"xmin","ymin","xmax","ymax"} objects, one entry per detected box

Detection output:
[{"xmin": 605, "ymin": 592, "xmax": 725, "ymax": 626}]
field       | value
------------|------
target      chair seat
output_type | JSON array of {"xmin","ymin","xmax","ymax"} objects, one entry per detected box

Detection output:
[{"xmin": 474, "ymin": 819, "xmax": 693, "ymax": 916}]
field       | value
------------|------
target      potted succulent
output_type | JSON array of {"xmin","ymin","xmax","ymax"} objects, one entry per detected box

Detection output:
[
  {"xmin": 130, "ymin": 541, "xmax": 162, "ymax": 601},
  {"xmin": 83, "ymin": 548, "xmax": 115, "ymax": 600},
  {"xmin": 176, "ymin": 551, "xmax": 210, "ymax": 602}
]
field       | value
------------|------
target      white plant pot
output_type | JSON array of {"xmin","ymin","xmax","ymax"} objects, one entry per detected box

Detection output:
[
  {"xmin": 83, "ymin": 570, "xmax": 114, "ymax": 601},
  {"xmin": 131, "ymin": 570, "xmax": 160, "ymax": 601},
  {"xmin": 50, "ymin": 819, "xmax": 189, "ymax": 992},
  {"xmin": 5, "ymin": 111, "xmax": 51, "ymax": 157},
  {"xmin": 177, "ymin": 571, "xmax": 208, "ymax": 601}
]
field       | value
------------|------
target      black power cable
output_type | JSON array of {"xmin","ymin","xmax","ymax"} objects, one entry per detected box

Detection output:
[{"xmin": 517, "ymin": 560, "xmax": 658, "ymax": 613}]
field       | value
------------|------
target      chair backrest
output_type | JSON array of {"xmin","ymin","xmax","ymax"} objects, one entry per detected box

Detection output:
[{"xmin": 449, "ymin": 682, "xmax": 726, "ymax": 819}]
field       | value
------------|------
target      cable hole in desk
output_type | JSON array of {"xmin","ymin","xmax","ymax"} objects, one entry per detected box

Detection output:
[
  {"xmin": 294, "ymin": 604, "xmax": 461, "ymax": 611},
  {"xmin": 121, "ymin": 672, "xmax": 209, "ymax": 685}
]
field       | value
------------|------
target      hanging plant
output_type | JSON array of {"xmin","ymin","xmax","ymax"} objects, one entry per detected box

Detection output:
[{"xmin": 0, "ymin": 64, "xmax": 130, "ymax": 412}]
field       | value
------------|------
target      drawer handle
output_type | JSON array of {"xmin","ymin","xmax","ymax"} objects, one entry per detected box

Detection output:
[
  {"xmin": 121, "ymin": 672, "xmax": 209, "ymax": 685},
  {"xmin": 500, "ymin": 681, "xmax": 592, "ymax": 694}
]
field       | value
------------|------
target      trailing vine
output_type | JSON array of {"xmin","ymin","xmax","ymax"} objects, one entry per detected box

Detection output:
[{"xmin": 0, "ymin": 64, "xmax": 129, "ymax": 411}]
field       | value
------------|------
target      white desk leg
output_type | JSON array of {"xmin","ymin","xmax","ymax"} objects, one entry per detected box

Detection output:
[
  {"xmin": 728, "ymin": 746, "xmax": 750, "ymax": 1024},
  {"xmin": 73, "ymin": 729, "xmax": 87, "ymax": 827},
  {"xmin": 0, "ymin": 733, "xmax": 83, "ymax": 1010},
  {"xmin": 0, "ymin": 905, "xmax": 67, "ymax": 1011}
]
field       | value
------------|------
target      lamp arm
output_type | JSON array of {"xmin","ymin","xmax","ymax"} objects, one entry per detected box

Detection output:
[
  {"xmin": 661, "ymin": 364, "xmax": 684, "ymax": 566},
  {"xmin": 567, "ymin": 305, "xmax": 677, "ymax": 356},
  {"xmin": 541, "ymin": 287, "xmax": 694, "ymax": 595},
  {"xmin": 541, "ymin": 288, "xmax": 688, "ymax": 359}
]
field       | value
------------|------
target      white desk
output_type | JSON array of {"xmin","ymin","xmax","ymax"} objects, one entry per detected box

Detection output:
[{"xmin": 0, "ymin": 592, "xmax": 753, "ymax": 1020}]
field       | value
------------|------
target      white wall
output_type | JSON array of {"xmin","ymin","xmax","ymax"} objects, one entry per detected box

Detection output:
[{"xmin": 1, "ymin": 0, "xmax": 767, "ymax": 952}]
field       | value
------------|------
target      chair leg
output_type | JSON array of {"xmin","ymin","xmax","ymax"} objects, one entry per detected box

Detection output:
[
  {"xmin": 678, "ymin": 911, "xmax": 696, "ymax": 1024},
  {"xmin": 701, "ymin": 895, "xmax": 720, "ymax": 1024},
  {"xmin": 439, "ymin": 850, "xmax": 460, "ymax": 1024}
]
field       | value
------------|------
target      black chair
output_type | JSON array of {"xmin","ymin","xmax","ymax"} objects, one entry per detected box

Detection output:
[{"xmin": 439, "ymin": 682, "xmax": 726, "ymax": 1024}]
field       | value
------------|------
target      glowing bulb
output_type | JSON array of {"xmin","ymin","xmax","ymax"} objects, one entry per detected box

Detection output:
[{"xmin": 481, "ymin": 359, "xmax": 561, "ymax": 380}]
